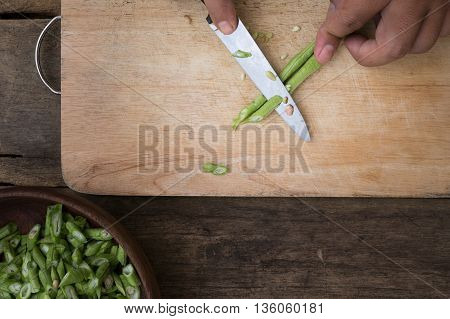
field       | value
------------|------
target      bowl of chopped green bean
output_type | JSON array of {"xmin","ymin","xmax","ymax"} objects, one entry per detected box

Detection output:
[{"xmin": 0, "ymin": 187, "xmax": 159, "ymax": 299}]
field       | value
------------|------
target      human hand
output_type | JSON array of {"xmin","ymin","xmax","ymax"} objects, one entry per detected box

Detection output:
[
  {"xmin": 203, "ymin": 0, "xmax": 238, "ymax": 35},
  {"xmin": 315, "ymin": 0, "xmax": 450, "ymax": 66}
]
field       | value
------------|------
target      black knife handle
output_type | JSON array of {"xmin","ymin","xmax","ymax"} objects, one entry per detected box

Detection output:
[{"xmin": 200, "ymin": 0, "xmax": 213, "ymax": 24}]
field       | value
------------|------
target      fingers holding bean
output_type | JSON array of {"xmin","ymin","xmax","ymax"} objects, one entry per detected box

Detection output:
[
  {"xmin": 316, "ymin": 0, "xmax": 450, "ymax": 66},
  {"xmin": 315, "ymin": 0, "xmax": 388, "ymax": 64}
]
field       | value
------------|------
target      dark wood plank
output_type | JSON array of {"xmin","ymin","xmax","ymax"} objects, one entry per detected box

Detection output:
[
  {"xmin": 0, "ymin": 158, "xmax": 64, "ymax": 186},
  {"xmin": 0, "ymin": 19, "xmax": 63, "ymax": 186},
  {"xmin": 0, "ymin": 0, "xmax": 60, "ymax": 17},
  {"xmin": 84, "ymin": 195, "xmax": 450, "ymax": 298}
]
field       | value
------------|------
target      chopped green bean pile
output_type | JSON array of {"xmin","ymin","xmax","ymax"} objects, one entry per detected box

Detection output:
[{"xmin": 0, "ymin": 204, "xmax": 141, "ymax": 299}]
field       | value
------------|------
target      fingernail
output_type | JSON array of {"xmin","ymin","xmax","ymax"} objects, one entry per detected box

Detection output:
[
  {"xmin": 218, "ymin": 21, "xmax": 234, "ymax": 35},
  {"xmin": 318, "ymin": 44, "xmax": 335, "ymax": 64}
]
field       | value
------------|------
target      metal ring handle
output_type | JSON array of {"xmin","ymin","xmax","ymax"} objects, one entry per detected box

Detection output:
[{"xmin": 35, "ymin": 16, "xmax": 61, "ymax": 95}]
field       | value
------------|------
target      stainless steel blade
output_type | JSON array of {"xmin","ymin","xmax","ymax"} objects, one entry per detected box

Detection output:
[{"xmin": 209, "ymin": 19, "xmax": 310, "ymax": 141}]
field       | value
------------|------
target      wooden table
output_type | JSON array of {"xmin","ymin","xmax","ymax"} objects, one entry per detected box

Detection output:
[{"xmin": 1, "ymin": 0, "xmax": 449, "ymax": 298}]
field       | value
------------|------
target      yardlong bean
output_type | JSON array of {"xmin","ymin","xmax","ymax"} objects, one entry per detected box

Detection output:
[
  {"xmin": 285, "ymin": 55, "xmax": 321, "ymax": 93},
  {"xmin": 232, "ymin": 95, "xmax": 267, "ymax": 130},
  {"xmin": 279, "ymin": 42, "xmax": 315, "ymax": 82},
  {"xmin": 232, "ymin": 42, "xmax": 320, "ymax": 129},
  {"xmin": 245, "ymin": 95, "xmax": 283, "ymax": 123}
]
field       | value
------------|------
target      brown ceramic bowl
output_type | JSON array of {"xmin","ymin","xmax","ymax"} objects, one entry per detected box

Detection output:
[{"xmin": 0, "ymin": 187, "xmax": 159, "ymax": 298}]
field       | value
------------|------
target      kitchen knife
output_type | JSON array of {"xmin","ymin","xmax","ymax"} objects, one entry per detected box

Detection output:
[{"xmin": 203, "ymin": 12, "xmax": 311, "ymax": 140}]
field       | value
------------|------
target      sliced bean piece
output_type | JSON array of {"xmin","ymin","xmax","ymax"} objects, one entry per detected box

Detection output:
[
  {"xmin": 28, "ymin": 261, "xmax": 41, "ymax": 293},
  {"xmin": 0, "ymin": 291, "xmax": 12, "ymax": 299},
  {"xmin": 110, "ymin": 245, "xmax": 118, "ymax": 260},
  {"xmin": 67, "ymin": 234, "xmax": 85, "ymax": 249},
  {"xmin": 85, "ymin": 228, "xmax": 112, "ymax": 241},
  {"xmin": 50, "ymin": 266, "xmax": 59, "ymax": 281},
  {"xmin": 45, "ymin": 245, "xmax": 59, "ymax": 269},
  {"xmin": 31, "ymin": 246, "xmax": 46, "ymax": 269},
  {"xmin": 18, "ymin": 283, "xmax": 32, "ymax": 299},
  {"xmin": 85, "ymin": 277, "xmax": 99, "ymax": 298},
  {"xmin": 50, "ymin": 204, "xmax": 63, "ymax": 239},
  {"xmin": 126, "ymin": 286, "xmax": 140, "ymax": 299},
  {"xmin": 7, "ymin": 282, "xmax": 22, "ymax": 295},
  {"xmin": 56, "ymin": 289, "xmax": 66, "ymax": 299},
  {"xmin": 38, "ymin": 269, "xmax": 52, "ymax": 292},
  {"xmin": 63, "ymin": 285, "xmax": 78, "ymax": 299},
  {"xmin": 35, "ymin": 291, "xmax": 51, "ymax": 299},
  {"xmin": 78, "ymin": 261, "xmax": 94, "ymax": 279},
  {"xmin": 3, "ymin": 241, "xmax": 15, "ymax": 263},
  {"xmin": 97, "ymin": 241, "xmax": 112, "ymax": 255},
  {"xmin": 57, "ymin": 260, "xmax": 65, "ymax": 280},
  {"xmin": 9, "ymin": 235, "xmax": 21, "ymax": 249},
  {"xmin": 120, "ymin": 274, "xmax": 139, "ymax": 299},
  {"xmin": 87, "ymin": 254, "xmax": 115, "ymax": 267},
  {"xmin": 117, "ymin": 245, "xmax": 127, "ymax": 266},
  {"xmin": 65, "ymin": 222, "xmax": 87, "ymax": 243},
  {"xmin": 0, "ymin": 223, "xmax": 18, "ymax": 240},
  {"xmin": 61, "ymin": 250, "xmax": 72, "ymax": 263},
  {"xmin": 212, "ymin": 165, "xmax": 228, "ymax": 176},
  {"xmin": 232, "ymin": 50, "xmax": 252, "ymax": 58},
  {"xmin": 63, "ymin": 212, "xmax": 75, "ymax": 223},
  {"xmin": 96, "ymin": 262, "xmax": 110, "ymax": 283},
  {"xmin": 122, "ymin": 264, "xmax": 140, "ymax": 288},
  {"xmin": 112, "ymin": 272, "xmax": 126, "ymax": 296},
  {"xmin": 104, "ymin": 274, "xmax": 114, "ymax": 290},
  {"xmin": 84, "ymin": 241, "xmax": 103, "ymax": 257},
  {"xmin": 39, "ymin": 243, "xmax": 50, "ymax": 255},
  {"xmin": 73, "ymin": 216, "xmax": 87, "ymax": 229},
  {"xmin": 60, "ymin": 269, "xmax": 85, "ymax": 287},
  {"xmin": 71, "ymin": 247, "xmax": 83, "ymax": 266},
  {"xmin": 3, "ymin": 263, "xmax": 19, "ymax": 276},
  {"xmin": 27, "ymin": 224, "xmax": 41, "ymax": 250}
]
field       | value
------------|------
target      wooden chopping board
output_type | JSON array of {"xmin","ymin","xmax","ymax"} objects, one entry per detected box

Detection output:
[{"xmin": 61, "ymin": 0, "xmax": 450, "ymax": 197}]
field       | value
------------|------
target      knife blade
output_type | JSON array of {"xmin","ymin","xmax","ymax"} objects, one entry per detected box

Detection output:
[{"xmin": 207, "ymin": 19, "xmax": 311, "ymax": 141}]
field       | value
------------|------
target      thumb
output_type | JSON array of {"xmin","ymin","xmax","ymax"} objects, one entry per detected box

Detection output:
[{"xmin": 204, "ymin": 0, "xmax": 237, "ymax": 35}]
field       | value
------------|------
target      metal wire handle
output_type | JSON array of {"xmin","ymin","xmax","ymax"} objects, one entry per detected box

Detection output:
[{"xmin": 35, "ymin": 16, "xmax": 61, "ymax": 95}]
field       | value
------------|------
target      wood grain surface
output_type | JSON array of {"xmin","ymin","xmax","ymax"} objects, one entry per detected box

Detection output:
[
  {"xmin": 0, "ymin": 19, "xmax": 63, "ymax": 186},
  {"xmin": 0, "ymin": 0, "xmax": 60, "ymax": 18},
  {"xmin": 61, "ymin": 0, "xmax": 450, "ymax": 196},
  {"xmin": 1, "ymin": 13, "xmax": 450, "ymax": 298},
  {"xmin": 86, "ymin": 195, "xmax": 450, "ymax": 298}
]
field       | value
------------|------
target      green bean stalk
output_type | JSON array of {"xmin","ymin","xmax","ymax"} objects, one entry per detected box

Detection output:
[
  {"xmin": 232, "ymin": 42, "xmax": 320, "ymax": 129},
  {"xmin": 0, "ymin": 204, "xmax": 141, "ymax": 299},
  {"xmin": 245, "ymin": 95, "xmax": 283, "ymax": 123}
]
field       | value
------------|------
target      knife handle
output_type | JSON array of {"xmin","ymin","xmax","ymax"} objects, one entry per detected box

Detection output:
[{"xmin": 200, "ymin": 0, "xmax": 213, "ymax": 24}]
